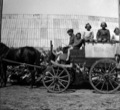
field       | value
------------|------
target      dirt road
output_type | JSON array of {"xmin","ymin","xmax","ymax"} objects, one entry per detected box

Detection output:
[{"xmin": 0, "ymin": 85, "xmax": 120, "ymax": 110}]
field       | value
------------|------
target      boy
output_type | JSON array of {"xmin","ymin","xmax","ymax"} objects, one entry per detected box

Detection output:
[
  {"xmin": 67, "ymin": 29, "xmax": 75, "ymax": 45},
  {"xmin": 62, "ymin": 29, "xmax": 75, "ymax": 53}
]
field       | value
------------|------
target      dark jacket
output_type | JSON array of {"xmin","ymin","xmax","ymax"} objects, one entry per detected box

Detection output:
[{"xmin": 96, "ymin": 29, "xmax": 110, "ymax": 42}]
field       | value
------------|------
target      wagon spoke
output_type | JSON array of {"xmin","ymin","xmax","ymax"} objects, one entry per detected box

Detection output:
[
  {"xmin": 108, "ymin": 63, "xmax": 112, "ymax": 72},
  {"xmin": 99, "ymin": 70, "xmax": 105, "ymax": 74},
  {"xmin": 46, "ymin": 72, "xmax": 54, "ymax": 77},
  {"xmin": 44, "ymin": 79, "xmax": 53, "ymax": 83},
  {"xmin": 56, "ymin": 67, "xmax": 59, "ymax": 76},
  {"xmin": 109, "ymin": 66, "xmax": 116, "ymax": 74},
  {"xmin": 95, "ymin": 80, "xmax": 102, "ymax": 87},
  {"xmin": 52, "ymin": 67, "xmax": 56, "ymax": 76},
  {"xmin": 58, "ymin": 81, "xmax": 66, "ymax": 89},
  {"xmin": 109, "ymin": 72, "xmax": 117, "ymax": 76},
  {"xmin": 106, "ymin": 82, "xmax": 109, "ymax": 91},
  {"xmin": 59, "ymin": 75, "xmax": 69, "ymax": 79},
  {"xmin": 109, "ymin": 80, "xmax": 115, "ymax": 90},
  {"xmin": 48, "ymin": 81, "xmax": 54, "ymax": 88},
  {"xmin": 59, "ymin": 79, "xmax": 69, "ymax": 83},
  {"xmin": 58, "ymin": 70, "xmax": 64, "ymax": 77},
  {"xmin": 100, "ymin": 80, "xmax": 105, "ymax": 91},
  {"xmin": 112, "ymin": 79, "xmax": 119, "ymax": 86}
]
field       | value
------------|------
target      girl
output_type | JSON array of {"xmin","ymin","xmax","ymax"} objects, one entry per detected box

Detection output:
[
  {"xmin": 111, "ymin": 27, "xmax": 120, "ymax": 42},
  {"xmin": 83, "ymin": 23, "xmax": 94, "ymax": 42}
]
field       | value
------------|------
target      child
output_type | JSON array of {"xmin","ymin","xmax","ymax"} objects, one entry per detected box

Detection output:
[
  {"xmin": 67, "ymin": 29, "xmax": 75, "ymax": 45},
  {"xmin": 66, "ymin": 33, "xmax": 85, "ymax": 61},
  {"xmin": 96, "ymin": 22, "xmax": 110, "ymax": 42},
  {"xmin": 52, "ymin": 46, "xmax": 63, "ymax": 62},
  {"xmin": 83, "ymin": 23, "xmax": 94, "ymax": 42},
  {"xmin": 111, "ymin": 27, "xmax": 120, "ymax": 42}
]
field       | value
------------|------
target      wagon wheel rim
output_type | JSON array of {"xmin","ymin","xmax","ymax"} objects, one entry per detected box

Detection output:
[
  {"xmin": 89, "ymin": 59, "xmax": 120, "ymax": 94},
  {"xmin": 42, "ymin": 66, "xmax": 70, "ymax": 93}
]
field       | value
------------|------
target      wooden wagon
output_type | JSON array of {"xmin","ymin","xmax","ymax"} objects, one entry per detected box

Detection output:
[{"xmin": 42, "ymin": 42, "xmax": 120, "ymax": 94}]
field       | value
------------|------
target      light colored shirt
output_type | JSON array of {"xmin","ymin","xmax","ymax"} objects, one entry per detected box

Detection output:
[
  {"xmin": 116, "ymin": 43, "xmax": 120, "ymax": 54},
  {"xmin": 83, "ymin": 30, "xmax": 94, "ymax": 41},
  {"xmin": 111, "ymin": 33, "xmax": 120, "ymax": 41}
]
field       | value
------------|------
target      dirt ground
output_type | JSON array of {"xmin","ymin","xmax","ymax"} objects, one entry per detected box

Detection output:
[{"xmin": 0, "ymin": 84, "xmax": 120, "ymax": 110}]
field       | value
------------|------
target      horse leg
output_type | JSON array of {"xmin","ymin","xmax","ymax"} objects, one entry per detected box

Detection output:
[
  {"xmin": 29, "ymin": 67, "xmax": 36, "ymax": 88},
  {"xmin": 0, "ymin": 60, "xmax": 3, "ymax": 87},
  {"xmin": 1, "ymin": 62, "xmax": 7, "ymax": 87}
]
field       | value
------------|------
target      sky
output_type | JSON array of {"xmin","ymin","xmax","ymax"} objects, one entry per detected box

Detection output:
[{"xmin": 3, "ymin": 0, "xmax": 119, "ymax": 18}]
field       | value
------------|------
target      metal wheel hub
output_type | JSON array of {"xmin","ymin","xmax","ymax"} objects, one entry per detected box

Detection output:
[
  {"xmin": 103, "ymin": 73, "xmax": 111, "ymax": 81},
  {"xmin": 53, "ymin": 76, "xmax": 59, "ymax": 83}
]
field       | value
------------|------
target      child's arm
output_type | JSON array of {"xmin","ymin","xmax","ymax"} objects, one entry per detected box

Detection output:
[
  {"xmin": 91, "ymin": 31, "xmax": 94, "ymax": 40},
  {"xmin": 56, "ymin": 51, "xmax": 63, "ymax": 55},
  {"xmin": 83, "ymin": 32, "xmax": 85, "ymax": 39}
]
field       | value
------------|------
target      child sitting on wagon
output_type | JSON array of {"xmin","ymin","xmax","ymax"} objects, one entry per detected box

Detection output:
[
  {"xmin": 96, "ymin": 22, "xmax": 110, "ymax": 43},
  {"xmin": 83, "ymin": 23, "xmax": 94, "ymax": 42},
  {"xmin": 111, "ymin": 27, "xmax": 120, "ymax": 42},
  {"xmin": 66, "ymin": 32, "xmax": 85, "ymax": 61},
  {"xmin": 52, "ymin": 46, "xmax": 63, "ymax": 62}
]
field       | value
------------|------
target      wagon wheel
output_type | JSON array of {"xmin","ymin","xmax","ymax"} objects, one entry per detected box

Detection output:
[
  {"xmin": 89, "ymin": 59, "xmax": 120, "ymax": 94},
  {"xmin": 42, "ymin": 65, "xmax": 70, "ymax": 93}
]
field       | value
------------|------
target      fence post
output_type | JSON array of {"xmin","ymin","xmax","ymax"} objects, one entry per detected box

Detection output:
[
  {"xmin": 0, "ymin": 0, "xmax": 3, "ymax": 43},
  {"xmin": 118, "ymin": 0, "xmax": 120, "ymax": 41},
  {"xmin": 50, "ymin": 40, "xmax": 53, "ymax": 53}
]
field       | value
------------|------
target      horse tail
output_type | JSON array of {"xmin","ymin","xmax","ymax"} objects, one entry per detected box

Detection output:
[
  {"xmin": 0, "ymin": 42, "xmax": 9, "ymax": 57},
  {"xmin": 0, "ymin": 43, "xmax": 10, "ymax": 87}
]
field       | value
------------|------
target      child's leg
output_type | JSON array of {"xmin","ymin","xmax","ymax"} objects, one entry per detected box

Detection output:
[
  {"xmin": 66, "ymin": 47, "xmax": 73, "ymax": 61},
  {"xmin": 55, "ymin": 56, "xmax": 60, "ymax": 63}
]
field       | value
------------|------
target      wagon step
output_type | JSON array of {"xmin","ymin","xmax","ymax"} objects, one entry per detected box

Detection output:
[{"xmin": 51, "ymin": 60, "xmax": 73, "ymax": 68}]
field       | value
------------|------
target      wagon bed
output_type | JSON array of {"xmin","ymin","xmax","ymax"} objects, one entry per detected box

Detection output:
[
  {"xmin": 70, "ymin": 42, "xmax": 119, "ymax": 65},
  {"xmin": 42, "ymin": 42, "xmax": 120, "ymax": 94}
]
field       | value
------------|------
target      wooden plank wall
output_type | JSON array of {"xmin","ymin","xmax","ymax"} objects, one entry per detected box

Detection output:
[{"xmin": 1, "ymin": 14, "xmax": 119, "ymax": 49}]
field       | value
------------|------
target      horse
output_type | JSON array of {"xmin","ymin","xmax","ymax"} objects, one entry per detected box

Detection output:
[{"xmin": 0, "ymin": 42, "xmax": 44, "ymax": 87}]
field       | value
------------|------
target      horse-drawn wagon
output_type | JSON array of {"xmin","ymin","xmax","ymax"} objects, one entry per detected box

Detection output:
[{"xmin": 42, "ymin": 42, "xmax": 120, "ymax": 94}]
